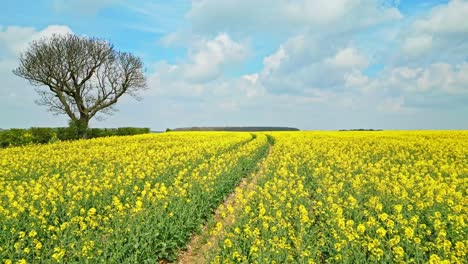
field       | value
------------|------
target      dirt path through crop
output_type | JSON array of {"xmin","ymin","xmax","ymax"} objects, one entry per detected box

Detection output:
[{"xmin": 176, "ymin": 136, "xmax": 274, "ymax": 264}]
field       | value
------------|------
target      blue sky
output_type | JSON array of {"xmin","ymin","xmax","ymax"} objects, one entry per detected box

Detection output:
[{"xmin": 1, "ymin": 0, "xmax": 467, "ymax": 130}]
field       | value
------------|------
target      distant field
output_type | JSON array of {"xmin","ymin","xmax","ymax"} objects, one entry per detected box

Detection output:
[{"xmin": 0, "ymin": 131, "xmax": 466, "ymax": 263}]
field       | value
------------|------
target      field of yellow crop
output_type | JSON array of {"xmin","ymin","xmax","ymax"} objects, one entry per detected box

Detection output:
[
  {"xmin": 210, "ymin": 131, "xmax": 467, "ymax": 264},
  {"xmin": 1, "ymin": 131, "xmax": 466, "ymax": 263},
  {"xmin": 0, "ymin": 132, "xmax": 269, "ymax": 262}
]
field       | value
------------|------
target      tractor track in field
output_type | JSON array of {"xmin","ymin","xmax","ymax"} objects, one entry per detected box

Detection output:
[{"xmin": 176, "ymin": 136, "xmax": 274, "ymax": 264}]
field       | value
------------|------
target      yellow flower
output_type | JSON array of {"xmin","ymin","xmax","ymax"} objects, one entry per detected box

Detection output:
[
  {"xmin": 390, "ymin": 235, "xmax": 400, "ymax": 246},
  {"xmin": 136, "ymin": 200, "xmax": 143, "ymax": 208},
  {"xmin": 378, "ymin": 213, "xmax": 388, "ymax": 221},
  {"xmin": 35, "ymin": 241, "xmax": 43, "ymax": 250},
  {"xmin": 386, "ymin": 219, "xmax": 395, "ymax": 229},
  {"xmin": 224, "ymin": 238, "xmax": 232, "ymax": 248},
  {"xmin": 88, "ymin": 207, "xmax": 96, "ymax": 216},
  {"xmin": 357, "ymin": 224, "xmax": 366, "ymax": 234},
  {"xmin": 393, "ymin": 205, "xmax": 403, "ymax": 213},
  {"xmin": 429, "ymin": 254, "xmax": 441, "ymax": 264},
  {"xmin": 52, "ymin": 247, "xmax": 65, "ymax": 261},
  {"xmin": 393, "ymin": 246, "xmax": 404, "ymax": 259},
  {"xmin": 232, "ymin": 251, "xmax": 242, "ymax": 261},
  {"xmin": 414, "ymin": 237, "xmax": 421, "ymax": 244},
  {"xmin": 376, "ymin": 227, "xmax": 387, "ymax": 238},
  {"xmin": 28, "ymin": 230, "xmax": 37, "ymax": 238},
  {"xmin": 404, "ymin": 227, "xmax": 414, "ymax": 239},
  {"xmin": 454, "ymin": 241, "xmax": 465, "ymax": 257}
]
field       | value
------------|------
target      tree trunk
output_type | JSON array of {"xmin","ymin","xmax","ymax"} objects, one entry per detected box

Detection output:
[{"xmin": 74, "ymin": 116, "xmax": 89, "ymax": 139}]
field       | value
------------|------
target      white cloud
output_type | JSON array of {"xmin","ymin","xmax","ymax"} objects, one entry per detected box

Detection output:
[
  {"xmin": 353, "ymin": 62, "xmax": 468, "ymax": 114},
  {"xmin": 243, "ymin": 74, "xmax": 259, "ymax": 84},
  {"xmin": 402, "ymin": 34, "xmax": 433, "ymax": 56},
  {"xmin": 239, "ymin": 74, "xmax": 265, "ymax": 98},
  {"xmin": 414, "ymin": 0, "xmax": 468, "ymax": 34},
  {"xmin": 148, "ymin": 32, "xmax": 250, "ymax": 100},
  {"xmin": 153, "ymin": 33, "xmax": 249, "ymax": 85},
  {"xmin": 400, "ymin": 0, "xmax": 468, "ymax": 62},
  {"xmin": 415, "ymin": 63, "xmax": 468, "ymax": 94},
  {"xmin": 252, "ymin": 33, "xmax": 371, "ymax": 96},
  {"xmin": 385, "ymin": 63, "xmax": 468, "ymax": 95},
  {"xmin": 391, "ymin": 67, "xmax": 422, "ymax": 80},
  {"xmin": 0, "ymin": 26, "xmax": 36, "ymax": 56},
  {"xmin": 184, "ymin": 33, "xmax": 248, "ymax": 82},
  {"xmin": 326, "ymin": 48, "xmax": 369, "ymax": 69},
  {"xmin": 148, "ymin": 61, "xmax": 204, "ymax": 96},
  {"xmin": 34, "ymin": 25, "xmax": 72, "ymax": 40},
  {"xmin": 345, "ymin": 70, "xmax": 370, "ymax": 88},
  {"xmin": 0, "ymin": 25, "xmax": 72, "ymax": 56},
  {"xmin": 263, "ymin": 47, "xmax": 287, "ymax": 75}
]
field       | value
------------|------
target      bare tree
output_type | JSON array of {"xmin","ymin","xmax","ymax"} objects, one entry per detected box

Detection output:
[{"xmin": 13, "ymin": 34, "xmax": 147, "ymax": 138}]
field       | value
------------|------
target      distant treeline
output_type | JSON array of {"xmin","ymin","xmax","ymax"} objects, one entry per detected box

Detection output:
[
  {"xmin": 0, "ymin": 127, "xmax": 150, "ymax": 148},
  {"xmin": 338, "ymin": 129, "xmax": 383, "ymax": 131},
  {"xmin": 170, "ymin": 126, "xmax": 300, "ymax": 132}
]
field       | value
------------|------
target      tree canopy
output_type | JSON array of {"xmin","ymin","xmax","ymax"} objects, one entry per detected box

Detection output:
[{"xmin": 13, "ymin": 34, "xmax": 147, "ymax": 137}]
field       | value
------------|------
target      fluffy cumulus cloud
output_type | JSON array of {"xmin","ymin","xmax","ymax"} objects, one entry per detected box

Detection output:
[
  {"xmin": 326, "ymin": 48, "xmax": 369, "ymax": 69},
  {"xmin": 401, "ymin": 0, "xmax": 468, "ymax": 63},
  {"xmin": 402, "ymin": 34, "xmax": 433, "ymax": 57},
  {"xmin": 149, "ymin": 33, "xmax": 249, "ymax": 97},
  {"xmin": 242, "ymin": 34, "xmax": 370, "ymax": 97},
  {"xmin": 350, "ymin": 62, "xmax": 468, "ymax": 113},
  {"xmin": 183, "ymin": 33, "xmax": 249, "ymax": 82},
  {"xmin": 414, "ymin": 0, "xmax": 468, "ymax": 34},
  {"xmin": 382, "ymin": 63, "xmax": 468, "ymax": 96}
]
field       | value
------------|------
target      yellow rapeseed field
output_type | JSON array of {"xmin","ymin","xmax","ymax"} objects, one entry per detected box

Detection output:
[
  {"xmin": 210, "ymin": 131, "xmax": 467, "ymax": 264},
  {"xmin": 1, "ymin": 131, "xmax": 466, "ymax": 263}
]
